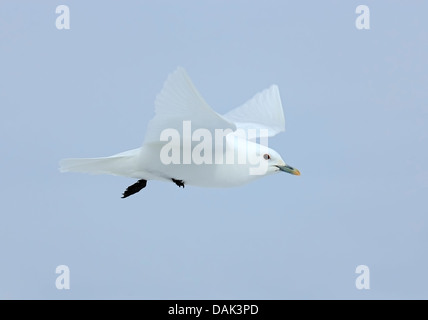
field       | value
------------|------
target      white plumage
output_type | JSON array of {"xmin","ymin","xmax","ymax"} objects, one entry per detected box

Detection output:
[{"xmin": 60, "ymin": 67, "xmax": 299, "ymax": 197}]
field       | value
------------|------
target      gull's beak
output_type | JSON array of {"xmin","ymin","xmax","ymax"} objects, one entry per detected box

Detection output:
[{"xmin": 276, "ymin": 165, "xmax": 301, "ymax": 176}]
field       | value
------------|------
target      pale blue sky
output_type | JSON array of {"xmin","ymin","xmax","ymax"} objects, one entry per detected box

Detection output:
[{"xmin": 0, "ymin": 1, "xmax": 427, "ymax": 299}]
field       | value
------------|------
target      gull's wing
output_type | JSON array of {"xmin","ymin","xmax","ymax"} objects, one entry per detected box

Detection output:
[
  {"xmin": 143, "ymin": 67, "xmax": 236, "ymax": 144},
  {"xmin": 222, "ymin": 85, "xmax": 285, "ymax": 139}
]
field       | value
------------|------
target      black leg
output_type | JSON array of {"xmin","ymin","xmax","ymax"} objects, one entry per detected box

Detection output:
[{"xmin": 121, "ymin": 179, "xmax": 147, "ymax": 198}]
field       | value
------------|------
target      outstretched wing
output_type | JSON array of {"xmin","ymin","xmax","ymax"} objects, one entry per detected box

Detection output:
[
  {"xmin": 222, "ymin": 85, "xmax": 285, "ymax": 139},
  {"xmin": 143, "ymin": 67, "xmax": 236, "ymax": 145}
]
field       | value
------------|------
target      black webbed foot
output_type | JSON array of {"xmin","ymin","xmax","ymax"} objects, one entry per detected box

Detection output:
[
  {"xmin": 172, "ymin": 178, "xmax": 185, "ymax": 188},
  {"xmin": 122, "ymin": 179, "xmax": 147, "ymax": 198}
]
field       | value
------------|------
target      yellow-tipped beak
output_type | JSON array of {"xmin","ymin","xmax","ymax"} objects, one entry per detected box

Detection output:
[{"xmin": 277, "ymin": 165, "xmax": 301, "ymax": 176}]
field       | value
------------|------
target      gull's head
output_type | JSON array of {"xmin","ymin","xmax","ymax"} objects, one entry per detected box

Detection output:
[{"xmin": 257, "ymin": 146, "xmax": 300, "ymax": 176}]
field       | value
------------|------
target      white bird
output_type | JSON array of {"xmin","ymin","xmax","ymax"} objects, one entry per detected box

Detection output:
[{"xmin": 60, "ymin": 67, "xmax": 300, "ymax": 198}]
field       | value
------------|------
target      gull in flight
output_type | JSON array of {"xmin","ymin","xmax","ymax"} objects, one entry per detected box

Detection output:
[{"xmin": 60, "ymin": 67, "xmax": 300, "ymax": 198}]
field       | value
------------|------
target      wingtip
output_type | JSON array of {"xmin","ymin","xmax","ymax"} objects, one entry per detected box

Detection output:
[{"xmin": 170, "ymin": 66, "xmax": 187, "ymax": 78}]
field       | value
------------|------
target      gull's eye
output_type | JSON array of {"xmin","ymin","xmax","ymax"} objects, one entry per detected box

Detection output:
[{"xmin": 263, "ymin": 154, "xmax": 271, "ymax": 160}]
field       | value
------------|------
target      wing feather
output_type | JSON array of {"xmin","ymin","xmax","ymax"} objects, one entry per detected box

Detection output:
[
  {"xmin": 223, "ymin": 85, "xmax": 285, "ymax": 139},
  {"xmin": 143, "ymin": 67, "xmax": 236, "ymax": 144}
]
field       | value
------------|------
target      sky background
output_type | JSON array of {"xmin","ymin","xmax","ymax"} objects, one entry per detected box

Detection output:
[{"xmin": 1, "ymin": 1, "xmax": 427, "ymax": 299}]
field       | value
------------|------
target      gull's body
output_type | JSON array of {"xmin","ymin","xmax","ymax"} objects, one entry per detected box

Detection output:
[{"xmin": 60, "ymin": 68, "xmax": 300, "ymax": 197}]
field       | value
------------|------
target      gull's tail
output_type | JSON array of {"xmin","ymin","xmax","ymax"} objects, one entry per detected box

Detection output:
[{"xmin": 59, "ymin": 148, "xmax": 141, "ymax": 177}]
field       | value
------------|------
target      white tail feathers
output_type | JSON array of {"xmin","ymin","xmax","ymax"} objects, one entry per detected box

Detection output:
[{"xmin": 59, "ymin": 148, "xmax": 141, "ymax": 177}]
